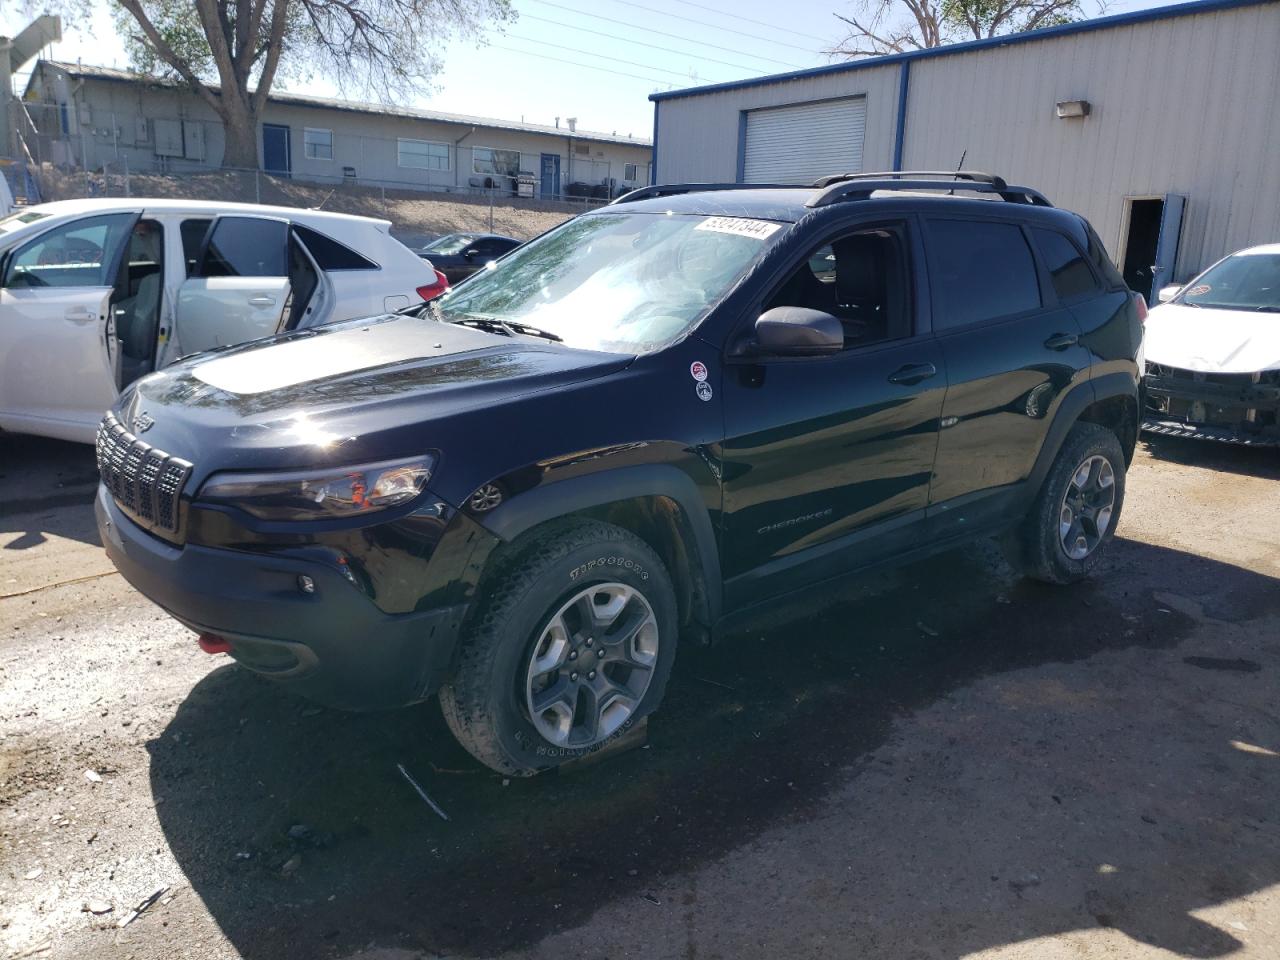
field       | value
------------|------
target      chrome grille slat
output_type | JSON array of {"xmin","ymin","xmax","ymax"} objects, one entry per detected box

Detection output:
[{"xmin": 95, "ymin": 414, "xmax": 193, "ymax": 541}]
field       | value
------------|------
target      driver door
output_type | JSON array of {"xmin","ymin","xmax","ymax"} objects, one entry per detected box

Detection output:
[
  {"xmin": 173, "ymin": 215, "xmax": 291, "ymax": 356},
  {"xmin": 0, "ymin": 212, "xmax": 137, "ymax": 440}
]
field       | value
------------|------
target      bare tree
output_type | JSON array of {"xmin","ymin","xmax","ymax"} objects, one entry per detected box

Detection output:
[
  {"xmin": 830, "ymin": 0, "xmax": 1102, "ymax": 57},
  {"xmin": 27, "ymin": 0, "xmax": 514, "ymax": 168}
]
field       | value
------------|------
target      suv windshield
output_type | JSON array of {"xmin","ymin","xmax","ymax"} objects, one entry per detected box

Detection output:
[
  {"xmin": 422, "ymin": 234, "xmax": 476, "ymax": 255},
  {"xmin": 434, "ymin": 212, "xmax": 786, "ymax": 353},
  {"xmin": 1176, "ymin": 252, "xmax": 1280, "ymax": 313}
]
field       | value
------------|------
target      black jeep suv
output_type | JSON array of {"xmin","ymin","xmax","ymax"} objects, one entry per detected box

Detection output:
[{"xmin": 96, "ymin": 172, "xmax": 1144, "ymax": 775}]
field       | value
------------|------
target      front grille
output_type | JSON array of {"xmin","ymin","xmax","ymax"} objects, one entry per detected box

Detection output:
[{"xmin": 96, "ymin": 414, "xmax": 193, "ymax": 542}]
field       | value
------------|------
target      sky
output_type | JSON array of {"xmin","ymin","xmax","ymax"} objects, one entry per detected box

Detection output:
[{"xmin": 2, "ymin": 0, "xmax": 1186, "ymax": 140}]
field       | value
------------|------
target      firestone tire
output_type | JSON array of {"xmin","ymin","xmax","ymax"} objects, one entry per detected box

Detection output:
[
  {"xmin": 1009, "ymin": 421, "xmax": 1127, "ymax": 585},
  {"xmin": 438, "ymin": 520, "xmax": 678, "ymax": 776}
]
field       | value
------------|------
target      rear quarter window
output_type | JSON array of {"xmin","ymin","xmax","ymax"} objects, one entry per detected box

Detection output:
[
  {"xmin": 1031, "ymin": 227, "xmax": 1099, "ymax": 301},
  {"xmin": 293, "ymin": 224, "xmax": 379, "ymax": 270},
  {"xmin": 926, "ymin": 219, "xmax": 1042, "ymax": 329},
  {"xmin": 1082, "ymin": 220, "xmax": 1126, "ymax": 289}
]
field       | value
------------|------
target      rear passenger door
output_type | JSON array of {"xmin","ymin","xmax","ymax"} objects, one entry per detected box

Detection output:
[
  {"xmin": 173, "ymin": 215, "xmax": 292, "ymax": 356},
  {"xmin": 924, "ymin": 217, "xmax": 1092, "ymax": 537}
]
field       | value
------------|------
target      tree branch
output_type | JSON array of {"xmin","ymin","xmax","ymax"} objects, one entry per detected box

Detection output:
[{"xmin": 115, "ymin": 0, "xmax": 224, "ymax": 116}]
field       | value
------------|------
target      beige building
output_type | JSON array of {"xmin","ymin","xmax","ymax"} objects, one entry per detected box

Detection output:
[{"xmin": 23, "ymin": 60, "xmax": 652, "ymax": 202}]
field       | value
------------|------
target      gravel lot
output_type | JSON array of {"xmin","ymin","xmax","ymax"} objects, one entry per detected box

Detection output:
[{"xmin": 1, "ymin": 432, "xmax": 1277, "ymax": 960}]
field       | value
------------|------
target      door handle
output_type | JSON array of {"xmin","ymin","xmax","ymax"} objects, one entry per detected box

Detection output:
[
  {"xmin": 887, "ymin": 362, "xmax": 938, "ymax": 386},
  {"xmin": 65, "ymin": 306, "xmax": 97, "ymax": 323},
  {"xmin": 248, "ymin": 296, "xmax": 276, "ymax": 307},
  {"xmin": 1043, "ymin": 332, "xmax": 1079, "ymax": 351}
]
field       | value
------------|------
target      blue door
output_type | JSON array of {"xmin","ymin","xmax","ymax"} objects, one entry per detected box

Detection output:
[
  {"xmin": 262, "ymin": 124, "xmax": 291, "ymax": 176},
  {"xmin": 540, "ymin": 154, "xmax": 561, "ymax": 199}
]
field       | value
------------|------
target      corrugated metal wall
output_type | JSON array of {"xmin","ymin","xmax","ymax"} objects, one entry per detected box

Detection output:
[
  {"xmin": 655, "ymin": 64, "xmax": 900, "ymax": 183},
  {"xmin": 654, "ymin": 2, "xmax": 1280, "ymax": 278},
  {"xmin": 902, "ymin": 4, "xmax": 1280, "ymax": 278}
]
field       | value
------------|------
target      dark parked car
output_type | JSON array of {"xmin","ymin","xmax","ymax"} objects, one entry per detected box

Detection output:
[
  {"xmin": 96, "ymin": 171, "xmax": 1144, "ymax": 776},
  {"xmin": 418, "ymin": 232, "xmax": 521, "ymax": 283}
]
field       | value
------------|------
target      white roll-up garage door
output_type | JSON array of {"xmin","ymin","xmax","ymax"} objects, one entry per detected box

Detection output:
[{"xmin": 743, "ymin": 96, "xmax": 866, "ymax": 184}]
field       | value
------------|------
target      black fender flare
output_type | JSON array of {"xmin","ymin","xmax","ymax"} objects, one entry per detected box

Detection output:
[
  {"xmin": 476, "ymin": 464, "xmax": 723, "ymax": 623},
  {"xmin": 1025, "ymin": 372, "xmax": 1139, "ymax": 499}
]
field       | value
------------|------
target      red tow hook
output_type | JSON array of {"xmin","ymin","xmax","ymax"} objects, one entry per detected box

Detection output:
[{"xmin": 197, "ymin": 633, "xmax": 232, "ymax": 655}]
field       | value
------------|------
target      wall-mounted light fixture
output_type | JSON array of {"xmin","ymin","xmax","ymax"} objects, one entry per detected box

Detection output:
[{"xmin": 1056, "ymin": 100, "xmax": 1091, "ymax": 119}]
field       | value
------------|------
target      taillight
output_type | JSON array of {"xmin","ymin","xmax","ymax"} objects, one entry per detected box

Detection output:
[
  {"xmin": 416, "ymin": 269, "xmax": 449, "ymax": 302},
  {"xmin": 1134, "ymin": 293, "xmax": 1149, "ymax": 324}
]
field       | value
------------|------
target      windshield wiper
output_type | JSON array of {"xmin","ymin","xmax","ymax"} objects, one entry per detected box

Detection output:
[{"xmin": 448, "ymin": 314, "xmax": 562, "ymax": 342}]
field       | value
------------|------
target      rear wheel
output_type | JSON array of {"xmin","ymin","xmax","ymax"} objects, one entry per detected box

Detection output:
[
  {"xmin": 439, "ymin": 521, "xmax": 677, "ymax": 775},
  {"xmin": 1008, "ymin": 422, "xmax": 1126, "ymax": 584}
]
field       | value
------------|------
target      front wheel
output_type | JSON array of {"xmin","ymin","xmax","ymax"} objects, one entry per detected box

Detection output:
[
  {"xmin": 439, "ymin": 521, "xmax": 678, "ymax": 775},
  {"xmin": 1008, "ymin": 421, "xmax": 1127, "ymax": 584}
]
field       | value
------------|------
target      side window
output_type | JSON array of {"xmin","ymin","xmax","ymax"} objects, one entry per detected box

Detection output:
[
  {"xmin": 765, "ymin": 223, "xmax": 913, "ymax": 346},
  {"xmin": 1083, "ymin": 222, "xmax": 1126, "ymax": 289},
  {"xmin": 3, "ymin": 213, "xmax": 134, "ymax": 289},
  {"xmin": 926, "ymin": 219, "xmax": 1041, "ymax": 329},
  {"xmin": 1031, "ymin": 227, "xmax": 1098, "ymax": 301},
  {"xmin": 197, "ymin": 217, "xmax": 287, "ymax": 278},
  {"xmin": 180, "ymin": 219, "xmax": 211, "ymax": 277},
  {"xmin": 292, "ymin": 224, "xmax": 378, "ymax": 270}
]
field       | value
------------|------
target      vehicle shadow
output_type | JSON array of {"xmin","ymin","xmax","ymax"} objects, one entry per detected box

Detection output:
[
  {"xmin": 149, "ymin": 537, "xmax": 1280, "ymax": 959},
  {"xmin": 0, "ymin": 432, "xmax": 101, "ymax": 549},
  {"xmin": 1140, "ymin": 431, "xmax": 1280, "ymax": 480}
]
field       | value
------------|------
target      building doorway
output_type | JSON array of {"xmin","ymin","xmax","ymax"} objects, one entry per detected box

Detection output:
[
  {"xmin": 262, "ymin": 124, "xmax": 291, "ymax": 177},
  {"xmin": 540, "ymin": 153, "xmax": 561, "ymax": 200},
  {"xmin": 1120, "ymin": 194, "xmax": 1185, "ymax": 300}
]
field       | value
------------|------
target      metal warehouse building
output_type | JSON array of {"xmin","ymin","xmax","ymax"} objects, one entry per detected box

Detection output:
[{"xmin": 650, "ymin": 0, "xmax": 1280, "ymax": 297}]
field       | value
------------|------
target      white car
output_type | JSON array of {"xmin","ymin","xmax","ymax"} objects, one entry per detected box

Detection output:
[
  {"xmin": 1143, "ymin": 243, "xmax": 1280, "ymax": 445},
  {"xmin": 0, "ymin": 199, "xmax": 446, "ymax": 443}
]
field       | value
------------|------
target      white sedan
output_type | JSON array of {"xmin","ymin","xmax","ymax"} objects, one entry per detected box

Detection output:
[
  {"xmin": 1143, "ymin": 243, "xmax": 1280, "ymax": 445},
  {"xmin": 0, "ymin": 199, "xmax": 446, "ymax": 443}
]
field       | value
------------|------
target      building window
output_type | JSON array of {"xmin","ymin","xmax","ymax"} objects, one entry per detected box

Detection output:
[
  {"xmin": 623, "ymin": 162, "xmax": 639, "ymax": 182},
  {"xmin": 473, "ymin": 146, "xmax": 521, "ymax": 179},
  {"xmin": 398, "ymin": 139, "xmax": 450, "ymax": 171},
  {"xmin": 304, "ymin": 128, "xmax": 333, "ymax": 161}
]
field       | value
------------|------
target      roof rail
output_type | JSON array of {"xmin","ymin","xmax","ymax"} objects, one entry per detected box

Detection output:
[
  {"xmin": 811, "ymin": 170, "xmax": 1009, "ymax": 190},
  {"xmin": 807, "ymin": 170, "xmax": 1052, "ymax": 207},
  {"xmin": 611, "ymin": 182, "xmax": 803, "ymax": 204}
]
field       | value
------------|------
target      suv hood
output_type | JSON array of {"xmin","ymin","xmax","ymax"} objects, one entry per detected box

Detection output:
[
  {"xmin": 118, "ymin": 312, "xmax": 630, "ymax": 470},
  {"xmin": 1145, "ymin": 302, "xmax": 1280, "ymax": 373}
]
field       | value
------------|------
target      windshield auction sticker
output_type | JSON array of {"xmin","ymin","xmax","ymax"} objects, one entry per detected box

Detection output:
[{"xmin": 694, "ymin": 217, "xmax": 781, "ymax": 241}]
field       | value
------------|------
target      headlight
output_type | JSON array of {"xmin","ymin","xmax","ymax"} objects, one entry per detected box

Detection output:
[{"xmin": 199, "ymin": 456, "xmax": 435, "ymax": 520}]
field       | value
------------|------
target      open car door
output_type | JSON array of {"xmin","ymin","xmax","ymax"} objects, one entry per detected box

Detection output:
[
  {"xmin": 0, "ymin": 211, "xmax": 138, "ymax": 441},
  {"xmin": 171, "ymin": 215, "xmax": 292, "ymax": 358}
]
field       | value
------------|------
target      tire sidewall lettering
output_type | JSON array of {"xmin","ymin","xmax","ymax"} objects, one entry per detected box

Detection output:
[{"xmin": 568, "ymin": 555, "xmax": 649, "ymax": 582}]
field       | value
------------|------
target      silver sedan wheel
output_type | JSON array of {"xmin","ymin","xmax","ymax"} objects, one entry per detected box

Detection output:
[
  {"xmin": 1059, "ymin": 454, "xmax": 1116, "ymax": 560},
  {"xmin": 524, "ymin": 582, "xmax": 659, "ymax": 748}
]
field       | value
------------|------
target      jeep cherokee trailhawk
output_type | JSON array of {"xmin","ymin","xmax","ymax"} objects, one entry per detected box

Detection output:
[{"xmin": 96, "ymin": 172, "xmax": 1145, "ymax": 775}]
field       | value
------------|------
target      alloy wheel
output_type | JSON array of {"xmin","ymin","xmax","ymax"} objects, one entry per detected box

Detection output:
[
  {"xmin": 524, "ymin": 582, "xmax": 659, "ymax": 748},
  {"xmin": 1059, "ymin": 454, "xmax": 1116, "ymax": 560}
]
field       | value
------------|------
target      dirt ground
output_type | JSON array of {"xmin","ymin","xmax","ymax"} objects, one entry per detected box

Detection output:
[{"xmin": 1, "ymin": 432, "xmax": 1277, "ymax": 960}]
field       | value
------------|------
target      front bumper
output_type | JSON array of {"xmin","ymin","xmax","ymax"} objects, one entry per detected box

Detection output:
[
  {"xmin": 1142, "ymin": 368, "xmax": 1280, "ymax": 446},
  {"xmin": 96, "ymin": 486, "xmax": 468, "ymax": 710}
]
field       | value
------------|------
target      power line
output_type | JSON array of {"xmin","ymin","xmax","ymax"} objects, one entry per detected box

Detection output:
[
  {"xmin": 528, "ymin": 0, "xmax": 806, "ymax": 69},
  {"xmin": 506, "ymin": 33, "xmax": 720, "ymax": 82},
  {"xmin": 667, "ymin": 0, "xmax": 833, "ymax": 44},
  {"xmin": 488, "ymin": 42, "xmax": 679, "ymax": 88},
  {"xmin": 521, "ymin": 12, "xmax": 771, "ymax": 76},
  {"xmin": 606, "ymin": 0, "xmax": 821, "ymax": 54}
]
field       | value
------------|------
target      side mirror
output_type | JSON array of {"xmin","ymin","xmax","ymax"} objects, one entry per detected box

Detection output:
[
  {"xmin": 1157, "ymin": 284, "xmax": 1181, "ymax": 304},
  {"xmin": 752, "ymin": 307, "xmax": 843, "ymax": 357}
]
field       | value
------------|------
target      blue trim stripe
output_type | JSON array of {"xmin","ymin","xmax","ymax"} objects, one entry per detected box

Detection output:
[
  {"xmin": 892, "ymin": 62, "xmax": 910, "ymax": 171},
  {"xmin": 650, "ymin": 0, "xmax": 1274, "ymax": 103}
]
